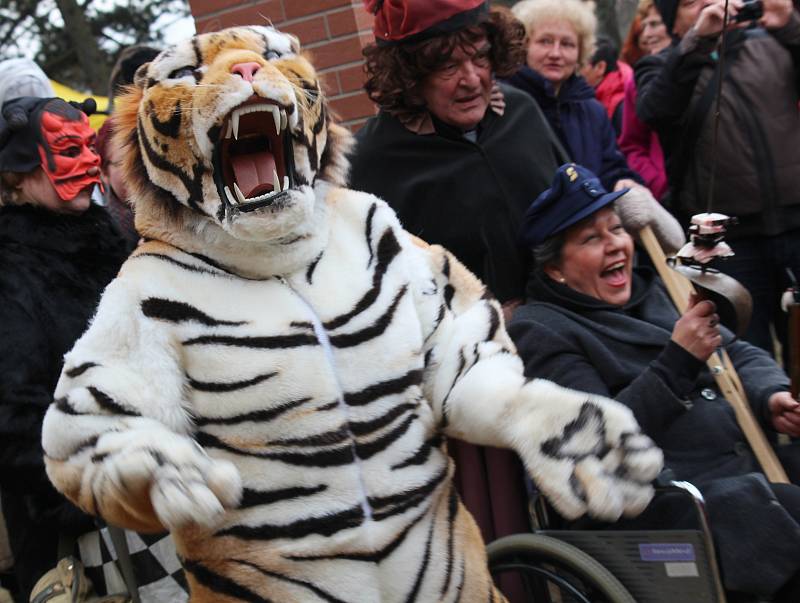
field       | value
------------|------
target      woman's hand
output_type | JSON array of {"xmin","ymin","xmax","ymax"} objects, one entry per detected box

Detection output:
[
  {"xmin": 671, "ymin": 294, "xmax": 722, "ymax": 361},
  {"xmin": 768, "ymin": 391, "xmax": 800, "ymax": 436}
]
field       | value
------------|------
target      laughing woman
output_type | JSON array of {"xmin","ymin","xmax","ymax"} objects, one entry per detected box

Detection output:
[{"xmin": 509, "ymin": 163, "xmax": 800, "ymax": 602}]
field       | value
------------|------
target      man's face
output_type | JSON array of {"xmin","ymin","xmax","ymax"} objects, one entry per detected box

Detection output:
[
  {"xmin": 421, "ymin": 33, "xmax": 493, "ymax": 131},
  {"xmin": 37, "ymin": 106, "xmax": 102, "ymax": 202},
  {"xmin": 673, "ymin": 0, "xmax": 704, "ymax": 37},
  {"xmin": 580, "ymin": 61, "xmax": 606, "ymax": 88}
]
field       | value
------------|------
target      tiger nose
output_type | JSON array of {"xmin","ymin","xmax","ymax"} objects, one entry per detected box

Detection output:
[{"xmin": 231, "ymin": 62, "xmax": 261, "ymax": 82}]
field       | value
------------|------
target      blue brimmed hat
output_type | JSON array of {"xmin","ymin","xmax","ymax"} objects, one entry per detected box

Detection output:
[{"xmin": 520, "ymin": 163, "xmax": 628, "ymax": 247}]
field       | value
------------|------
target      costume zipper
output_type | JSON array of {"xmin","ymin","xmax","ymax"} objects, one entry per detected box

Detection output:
[{"xmin": 276, "ymin": 276, "xmax": 374, "ymax": 522}]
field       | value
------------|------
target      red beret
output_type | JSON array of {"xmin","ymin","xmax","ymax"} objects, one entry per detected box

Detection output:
[{"xmin": 365, "ymin": 0, "xmax": 488, "ymax": 45}]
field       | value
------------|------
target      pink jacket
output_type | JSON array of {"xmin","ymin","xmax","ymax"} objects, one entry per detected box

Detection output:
[{"xmin": 618, "ymin": 77, "xmax": 668, "ymax": 201}]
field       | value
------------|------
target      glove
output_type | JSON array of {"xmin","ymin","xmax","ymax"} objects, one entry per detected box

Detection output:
[{"xmin": 616, "ymin": 184, "xmax": 686, "ymax": 253}]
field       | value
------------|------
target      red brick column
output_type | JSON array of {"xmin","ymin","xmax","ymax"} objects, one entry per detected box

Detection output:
[{"xmin": 188, "ymin": 0, "xmax": 378, "ymax": 130}]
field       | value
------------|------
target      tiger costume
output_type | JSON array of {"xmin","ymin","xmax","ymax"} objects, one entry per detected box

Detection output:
[{"xmin": 41, "ymin": 25, "xmax": 662, "ymax": 602}]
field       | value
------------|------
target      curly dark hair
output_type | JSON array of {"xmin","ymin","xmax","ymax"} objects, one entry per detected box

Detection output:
[{"xmin": 363, "ymin": 7, "xmax": 526, "ymax": 122}]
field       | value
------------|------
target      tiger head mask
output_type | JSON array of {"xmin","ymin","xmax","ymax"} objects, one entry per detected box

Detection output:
[{"xmin": 114, "ymin": 25, "xmax": 352, "ymax": 258}]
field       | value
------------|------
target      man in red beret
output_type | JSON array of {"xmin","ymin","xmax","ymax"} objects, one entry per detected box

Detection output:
[{"xmin": 351, "ymin": 0, "xmax": 564, "ymax": 310}]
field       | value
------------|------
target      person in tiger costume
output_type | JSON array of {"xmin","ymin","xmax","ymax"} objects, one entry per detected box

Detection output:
[{"xmin": 41, "ymin": 24, "xmax": 663, "ymax": 602}]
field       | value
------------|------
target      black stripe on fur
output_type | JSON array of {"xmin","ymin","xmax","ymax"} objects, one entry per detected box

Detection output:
[
  {"xmin": 88, "ymin": 387, "xmax": 140, "ymax": 416},
  {"xmin": 194, "ymin": 396, "xmax": 312, "ymax": 426},
  {"xmin": 133, "ymin": 252, "xmax": 229, "ymax": 277},
  {"xmin": 403, "ymin": 502, "xmax": 437, "ymax": 602},
  {"xmin": 188, "ymin": 370, "xmax": 277, "ymax": 393},
  {"xmin": 391, "ymin": 433, "xmax": 442, "ymax": 470},
  {"xmin": 328, "ymin": 285, "xmax": 407, "ymax": 348},
  {"xmin": 148, "ymin": 99, "xmax": 182, "ymax": 138},
  {"xmin": 285, "ymin": 504, "xmax": 430, "ymax": 563},
  {"xmin": 183, "ymin": 332, "xmax": 318, "ymax": 349},
  {"xmin": 217, "ymin": 504, "xmax": 364, "ymax": 541},
  {"xmin": 142, "ymin": 297, "xmax": 246, "ymax": 327},
  {"xmin": 183, "ymin": 558, "xmax": 274, "ymax": 603},
  {"xmin": 349, "ymin": 402, "xmax": 417, "ymax": 437},
  {"xmin": 232, "ymin": 559, "xmax": 349, "ymax": 603},
  {"xmin": 239, "ymin": 484, "xmax": 327, "ymax": 508},
  {"xmin": 440, "ymin": 484, "xmax": 459, "ymax": 597},
  {"xmin": 196, "ymin": 431, "xmax": 356, "ymax": 467},
  {"xmin": 355, "ymin": 413, "xmax": 417, "ymax": 460},
  {"xmin": 65, "ymin": 362, "xmax": 98, "ymax": 378},
  {"xmin": 344, "ymin": 368, "xmax": 423, "ymax": 407},
  {"xmin": 365, "ymin": 202, "xmax": 377, "ymax": 267},
  {"xmin": 324, "ymin": 228, "xmax": 401, "ymax": 331}
]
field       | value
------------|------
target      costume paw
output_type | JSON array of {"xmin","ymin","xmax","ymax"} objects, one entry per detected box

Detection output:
[
  {"xmin": 510, "ymin": 386, "xmax": 663, "ymax": 522},
  {"xmin": 95, "ymin": 420, "xmax": 242, "ymax": 529}
]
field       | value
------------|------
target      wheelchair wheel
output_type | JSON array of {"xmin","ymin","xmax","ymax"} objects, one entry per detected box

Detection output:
[{"xmin": 487, "ymin": 533, "xmax": 636, "ymax": 603}]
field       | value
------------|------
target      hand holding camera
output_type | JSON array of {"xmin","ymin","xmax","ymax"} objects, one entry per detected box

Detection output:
[
  {"xmin": 692, "ymin": 0, "xmax": 743, "ymax": 38},
  {"xmin": 758, "ymin": 0, "xmax": 794, "ymax": 29}
]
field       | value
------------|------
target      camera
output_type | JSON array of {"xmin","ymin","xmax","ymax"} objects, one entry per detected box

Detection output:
[{"xmin": 734, "ymin": 0, "xmax": 763, "ymax": 23}]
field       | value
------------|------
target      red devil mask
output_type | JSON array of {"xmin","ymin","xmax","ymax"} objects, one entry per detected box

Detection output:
[
  {"xmin": 38, "ymin": 102, "xmax": 101, "ymax": 201},
  {"xmin": 0, "ymin": 97, "xmax": 102, "ymax": 202}
]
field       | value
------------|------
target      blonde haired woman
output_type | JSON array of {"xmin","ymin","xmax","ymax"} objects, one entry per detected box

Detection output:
[{"xmin": 507, "ymin": 0, "xmax": 642, "ymax": 192}]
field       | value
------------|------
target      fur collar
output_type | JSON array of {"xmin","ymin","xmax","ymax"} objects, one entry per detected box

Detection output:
[{"xmin": 0, "ymin": 203, "xmax": 127, "ymax": 259}]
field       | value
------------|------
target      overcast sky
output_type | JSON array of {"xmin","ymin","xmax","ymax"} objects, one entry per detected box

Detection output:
[{"xmin": 158, "ymin": 12, "xmax": 196, "ymax": 46}]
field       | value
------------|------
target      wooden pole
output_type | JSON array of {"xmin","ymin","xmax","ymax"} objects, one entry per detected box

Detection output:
[{"xmin": 639, "ymin": 226, "xmax": 789, "ymax": 484}]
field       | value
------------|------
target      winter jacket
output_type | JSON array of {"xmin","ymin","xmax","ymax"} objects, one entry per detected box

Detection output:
[
  {"xmin": 619, "ymin": 77, "xmax": 668, "ymax": 200},
  {"xmin": 635, "ymin": 18, "xmax": 800, "ymax": 237},
  {"xmin": 509, "ymin": 268, "xmax": 800, "ymax": 596},
  {"xmin": 349, "ymin": 83, "xmax": 564, "ymax": 304},
  {"xmin": 505, "ymin": 67, "xmax": 641, "ymax": 191},
  {"xmin": 0, "ymin": 203, "xmax": 129, "ymax": 599}
]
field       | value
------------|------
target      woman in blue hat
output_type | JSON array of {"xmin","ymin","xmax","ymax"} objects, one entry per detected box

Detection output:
[{"xmin": 509, "ymin": 163, "xmax": 800, "ymax": 602}]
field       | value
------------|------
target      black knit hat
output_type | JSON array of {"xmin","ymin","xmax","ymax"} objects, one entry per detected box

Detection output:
[{"xmin": 655, "ymin": 0, "xmax": 679, "ymax": 35}]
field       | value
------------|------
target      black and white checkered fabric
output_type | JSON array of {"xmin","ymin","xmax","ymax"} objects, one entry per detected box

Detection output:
[{"xmin": 78, "ymin": 528, "xmax": 188, "ymax": 603}]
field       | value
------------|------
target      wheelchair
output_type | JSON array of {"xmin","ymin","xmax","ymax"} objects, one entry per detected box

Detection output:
[{"xmin": 487, "ymin": 479, "xmax": 728, "ymax": 603}]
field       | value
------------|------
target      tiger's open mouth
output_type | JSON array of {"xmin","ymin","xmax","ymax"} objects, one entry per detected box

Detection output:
[{"xmin": 214, "ymin": 96, "xmax": 295, "ymax": 214}]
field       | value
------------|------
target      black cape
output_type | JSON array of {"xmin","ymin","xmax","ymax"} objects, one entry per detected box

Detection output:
[{"xmin": 349, "ymin": 83, "xmax": 564, "ymax": 302}]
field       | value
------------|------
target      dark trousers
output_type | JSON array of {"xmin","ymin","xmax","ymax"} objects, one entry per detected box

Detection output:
[{"xmin": 716, "ymin": 231, "xmax": 800, "ymax": 364}]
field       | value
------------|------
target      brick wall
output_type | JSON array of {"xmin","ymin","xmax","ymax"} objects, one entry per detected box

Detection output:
[{"xmin": 189, "ymin": 0, "xmax": 377, "ymax": 130}]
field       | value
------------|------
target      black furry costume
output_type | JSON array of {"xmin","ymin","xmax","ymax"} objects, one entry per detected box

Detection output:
[{"xmin": 0, "ymin": 203, "xmax": 128, "ymax": 600}]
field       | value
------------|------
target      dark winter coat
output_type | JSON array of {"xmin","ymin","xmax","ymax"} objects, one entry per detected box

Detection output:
[
  {"xmin": 635, "ymin": 19, "xmax": 800, "ymax": 237},
  {"xmin": 0, "ymin": 203, "xmax": 128, "ymax": 599},
  {"xmin": 509, "ymin": 268, "xmax": 800, "ymax": 595},
  {"xmin": 504, "ymin": 67, "xmax": 640, "ymax": 192},
  {"xmin": 349, "ymin": 83, "xmax": 564, "ymax": 304}
]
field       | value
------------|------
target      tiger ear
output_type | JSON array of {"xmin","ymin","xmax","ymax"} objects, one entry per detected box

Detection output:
[
  {"xmin": 133, "ymin": 63, "xmax": 151, "ymax": 89},
  {"xmin": 287, "ymin": 33, "xmax": 301, "ymax": 55}
]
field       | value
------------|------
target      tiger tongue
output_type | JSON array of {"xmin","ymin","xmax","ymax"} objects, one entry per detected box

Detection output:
[{"xmin": 230, "ymin": 151, "xmax": 277, "ymax": 198}]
